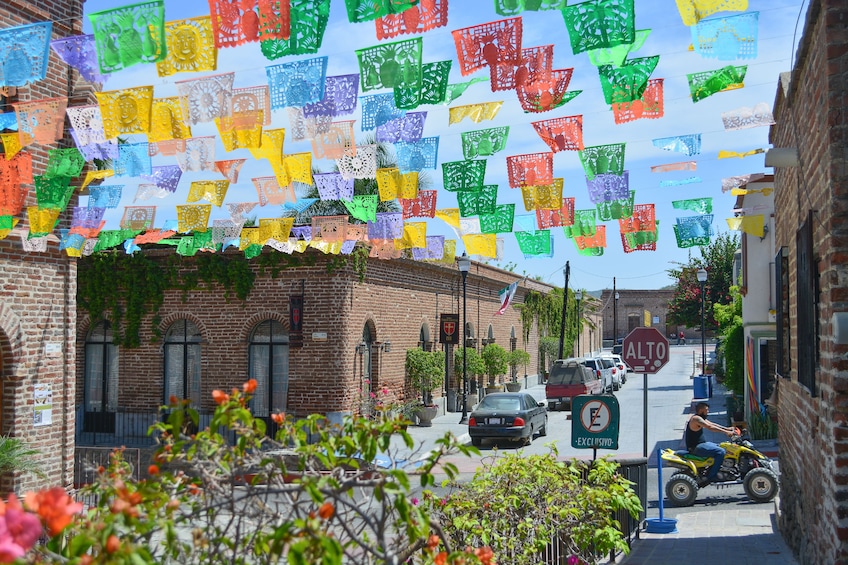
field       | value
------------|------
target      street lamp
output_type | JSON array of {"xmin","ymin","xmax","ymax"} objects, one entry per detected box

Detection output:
[
  {"xmin": 458, "ymin": 253, "xmax": 471, "ymax": 424},
  {"xmin": 696, "ymin": 268, "xmax": 708, "ymax": 390},
  {"xmin": 575, "ymin": 290, "xmax": 583, "ymax": 357},
  {"xmin": 614, "ymin": 290, "xmax": 619, "ymax": 347}
]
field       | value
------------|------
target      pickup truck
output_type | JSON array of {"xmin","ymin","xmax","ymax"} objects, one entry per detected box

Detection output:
[{"xmin": 545, "ymin": 358, "xmax": 603, "ymax": 411}]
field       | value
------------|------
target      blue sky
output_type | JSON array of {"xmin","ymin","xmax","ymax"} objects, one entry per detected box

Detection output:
[{"xmin": 80, "ymin": 0, "xmax": 807, "ymax": 291}]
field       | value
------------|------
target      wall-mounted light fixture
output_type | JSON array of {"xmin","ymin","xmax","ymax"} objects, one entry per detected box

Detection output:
[
  {"xmin": 759, "ymin": 223, "xmax": 770, "ymax": 241},
  {"xmin": 355, "ymin": 340, "xmax": 368, "ymax": 354},
  {"xmin": 380, "ymin": 341, "xmax": 391, "ymax": 353},
  {"xmin": 765, "ymin": 148, "xmax": 799, "ymax": 168}
]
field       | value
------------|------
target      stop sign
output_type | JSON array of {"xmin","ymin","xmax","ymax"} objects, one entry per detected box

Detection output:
[{"xmin": 622, "ymin": 327, "xmax": 669, "ymax": 374}]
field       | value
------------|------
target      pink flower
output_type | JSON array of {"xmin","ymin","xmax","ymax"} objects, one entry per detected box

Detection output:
[
  {"xmin": 568, "ymin": 555, "xmax": 580, "ymax": 565},
  {"xmin": 411, "ymin": 497, "xmax": 419, "ymax": 506}
]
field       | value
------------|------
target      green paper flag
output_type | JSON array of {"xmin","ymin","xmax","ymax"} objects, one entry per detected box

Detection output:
[
  {"xmin": 515, "ymin": 230, "xmax": 553, "ymax": 256},
  {"xmin": 579, "ymin": 143, "xmax": 626, "ymax": 180},
  {"xmin": 495, "ymin": 0, "xmax": 567, "ymax": 16},
  {"xmin": 687, "ymin": 65, "xmax": 747, "ymax": 102},
  {"xmin": 673, "ymin": 224, "xmax": 711, "ymax": 248},
  {"xmin": 243, "ymin": 243, "xmax": 264, "ymax": 259},
  {"xmin": 461, "ymin": 126, "xmax": 510, "ymax": 159},
  {"xmin": 563, "ymin": 209, "xmax": 597, "ymax": 238},
  {"xmin": 342, "ymin": 195, "xmax": 379, "ymax": 222},
  {"xmin": 598, "ymin": 55, "xmax": 660, "ymax": 104},
  {"xmin": 576, "ymin": 244, "xmax": 605, "ymax": 256},
  {"xmin": 458, "ymin": 184, "xmax": 499, "ymax": 217},
  {"xmin": 88, "ymin": 0, "xmax": 166, "ymax": 73},
  {"xmin": 94, "ymin": 229, "xmax": 141, "ymax": 252},
  {"xmin": 260, "ymin": 0, "xmax": 331, "ymax": 59},
  {"xmin": 672, "ymin": 198, "xmax": 713, "ymax": 214},
  {"xmin": 344, "ymin": 0, "xmax": 419, "ymax": 23},
  {"xmin": 34, "ymin": 176, "xmax": 74, "ymax": 210},
  {"xmin": 562, "ymin": 0, "xmax": 636, "ymax": 55},
  {"xmin": 357, "ymin": 38, "xmax": 423, "ymax": 92},
  {"xmin": 596, "ymin": 190, "xmax": 635, "ymax": 221},
  {"xmin": 394, "ymin": 60, "xmax": 452, "ymax": 109},
  {"xmin": 479, "ymin": 204, "xmax": 515, "ymax": 234},
  {"xmin": 45, "ymin": 148, "xmax": 85, "ymax": 179},
  {"xmin": 588, "ymin": 29, "xmax": 651, "ymax": 67},
  {"xmin": 441, "ymin": 160, "xmax": 487, "ymax": 192},
  {"xmin": 443, "ymin": 78, "xmax": 488, "ymax": 105}
]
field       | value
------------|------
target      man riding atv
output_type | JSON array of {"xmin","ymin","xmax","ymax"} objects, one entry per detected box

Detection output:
[{"xmin": 685, "ymin": 401, "xmax": 735, "ymax": 486}]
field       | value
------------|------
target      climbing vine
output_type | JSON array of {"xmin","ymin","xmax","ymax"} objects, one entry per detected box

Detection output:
[
  {"xmin": 77, "ymin": 246, "xmax": 371, "ymax": 348},
  {"xmin": 517, "ymin": 288, "xmax": 567, "ymax": 342}
]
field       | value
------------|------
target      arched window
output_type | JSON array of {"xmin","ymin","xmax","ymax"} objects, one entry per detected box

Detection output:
[
  {"xmin": 487, "ymin": 324, "xmax": 495, "ymax": 344},
  {"xmin": 164, "ymin": 319, "xmax": 202, "ymax": 408},
  {"xmin": 249, "ymin": 320, "xmax": 289, "ymax": 417},
  {"xmin": 84, "ymin": 321, "xmax": 118, "ymax": 433}
]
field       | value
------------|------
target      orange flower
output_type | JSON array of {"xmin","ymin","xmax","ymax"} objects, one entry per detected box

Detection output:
[
  {"xmin": 318, "ymin": 502, "xmax": 334, "ymax": 520},
  {"xmin": 23, "ymin": 487, "xmax": 83, "ymax": 537},
  {"xmin": 271, "ymin": 412, "xmax": 285, "ymax": 425},
  {"xmin": 427, "ymin": 534, "xmax": 440, "ymax": 550},
  {"xmin": 212, "ymin": 390, "xmax": 230, "ymax": 405},
  {"xmin": 474, "ymin": 546, "xmax": 495, "ymax": 565},
  {"xmin": 169, "ymin": 395, "xmax": 179, "ymax": 406},
  {"xmin": 148, "ymin": 465, "xmax": 160, "ymax": 476},
  {"xmin": 105, "ymin": 534, "xmax": 120, "ymax": 554},
  {"xmin": 434, "ymin": 552, "xmax": 448, "ymax": 565},
  {"xmin": 243, "ymin": 379, "xmax": 257, "ymax": 393}
]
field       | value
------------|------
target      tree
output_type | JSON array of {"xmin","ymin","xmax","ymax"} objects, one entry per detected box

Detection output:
[
  {"xmin": 406, "ymin": 348, "xmax": 445, "ymax": 406},
  {"xmin": 667, "ymin": 232, "xmax": 739, "ymax": 329},
  {"xmin": 480, "ymin": 343, "xmax": 509, "ymax": 386},
  {"xmin": 714, "ymin": 286, "xmax": 744, "ymax": 396}
]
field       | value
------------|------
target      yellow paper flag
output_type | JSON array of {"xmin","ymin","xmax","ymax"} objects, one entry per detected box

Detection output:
[
  {"xmin": 435, "ymin": 208, "xmax": 461, "ymax": 228},
  {"xmin": 258, "ymin": 218, "xmax": 294, "ymax": 243},
  {"xmin": 176, "ymin": 204, "xmax": 211, "ymax": 233},
  {"xmin": 157, "ymin": 16, "xmax": 218, "ymax": 77},
  {"xmin": 449, "ymin": 101, "xmax": 503, "ymax": 125},
  {"xmin": 187, "ymin": 180, "xmax": 229, "ymax": 206},
  {"xmin": 726, "ymin": 214, "xmax": 765, "ymax": 237},
  {"xmin": 0, "ymin": 132, "xmax": 22, "ymax": 159},
  {"xmin": 81, "ymin": 169, "xmax": 114, "ymax": 192},
  {"xmin": 150, "ymin": 97, "xmax": 192, "ymax": 142},
  {"xmin": 394, "ymin": 222, "xmax": 427, "ymax": 249},
  {"xmin": 718, "ymin": 148, "xmax": 764, "ymax": 159},
  {"xmin": 463, "ymin": 233, "xmax": 498, "ymax": 258},
  {"xmin": 96, "ymin": 86, "xmax": 154, "ymax": 138}
]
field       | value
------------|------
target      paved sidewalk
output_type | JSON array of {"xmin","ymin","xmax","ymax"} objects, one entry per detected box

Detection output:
[{"xmin": 616, "ymin": 503, "xmax": 798, "ymax": 565}]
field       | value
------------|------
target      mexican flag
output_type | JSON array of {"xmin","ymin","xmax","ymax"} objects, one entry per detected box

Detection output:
[{"xmin": 495, "ymin": 280, "xmax": 520, "ymax": 316}]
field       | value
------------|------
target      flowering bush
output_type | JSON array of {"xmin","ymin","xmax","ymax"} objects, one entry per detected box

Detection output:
[
  {"xmin": 430, "ymin": 447, "xmax": 642, "ymax": 565},
  {"xmin": 9, "ymin": 381, "xmax": 494, "ymax": 564}
]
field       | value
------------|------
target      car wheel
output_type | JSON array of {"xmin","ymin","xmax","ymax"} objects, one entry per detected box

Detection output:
[
  {"xmin": 539, "ymin": 415, "xmax": 548, "ymax": 437},
  {"xmin": 548, "ymin": 401, "xmax": 558, "ymax": 411},
  {"xmin": 471, "ymin": 437, "xmax": 482, "ymax": 447}
]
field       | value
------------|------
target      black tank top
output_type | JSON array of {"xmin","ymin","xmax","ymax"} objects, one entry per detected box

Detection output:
[{"xmin": 685, "ymin": 417, "xmax": 705, "ymax": 449}]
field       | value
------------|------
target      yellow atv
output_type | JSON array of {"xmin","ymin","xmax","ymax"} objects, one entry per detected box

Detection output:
[{"xmin": 660, "ymin": 429, "xmax": 778, "ymax": 507}]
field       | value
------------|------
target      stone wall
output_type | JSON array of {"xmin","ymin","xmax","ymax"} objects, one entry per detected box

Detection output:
[
  {"xmin": 599, "ymin": 289, "xmax": 677, "ymax": 342},
  {"xmin": 0, "ymin": 0, "xmax": 88, "ymax": 494},
  {"xmin": 770, "ymin": 1, "xmax": 848, "ymax": 562}
]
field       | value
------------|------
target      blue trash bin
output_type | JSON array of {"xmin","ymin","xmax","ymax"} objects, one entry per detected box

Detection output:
[{"xmin": 693, "ymin": 375, "xmax": 709, "ymax": 399}]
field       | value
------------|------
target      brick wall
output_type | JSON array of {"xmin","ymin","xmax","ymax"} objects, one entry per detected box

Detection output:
[
  {"xmin": 770, "ymin": 1, "xmax": 848, "ymax": 562},
  {"xmin": 75, "ymin": 251, "xmax": 552, "ymax": 419},
  {"xmin": 599, "ymin": 289, "xmax": 677, "ymax": 342},
  {"xmin": 0, "ymin": 0, "xmax": 88, "ymax": 494}
]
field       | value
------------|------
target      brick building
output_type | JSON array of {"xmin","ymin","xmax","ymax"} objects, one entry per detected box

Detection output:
[
  {"xmin": 769, "ymin": 0, "xmax": 848, "ymax": 561},
  {"xmin": 0, "ymin": 0, "xmax": 92, "ymax": 494},
  {"xmin": 598, "ymin": 289, "xmax": 677, "ymax": 344},
  {"xmin": 74, "ymin": 250, "xmax": 552, "ymax": 445}
]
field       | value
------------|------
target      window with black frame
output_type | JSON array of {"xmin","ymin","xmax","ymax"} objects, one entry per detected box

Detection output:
[
  {"xmin": 796, "ymin": 212, "xmax": 819, "ymax": 394},
  {"xmin": 163, "ymin": 319, "xmax": 202, "ymax": 408},
  {"xmin": 775, "ymin": 246, "xmax": 790, "ymax": 378},
  {"xmin": 248, "ymin": 320, "xmax": 289, "ymax": 420},
  {"xmin": 83, "ymin": 320, "xmax": 119, "ymax": 433}
]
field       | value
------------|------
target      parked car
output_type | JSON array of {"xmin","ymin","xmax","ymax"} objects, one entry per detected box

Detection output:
[
  {"xmin": 468, "ymin": 392, "xmax": 548, "ymax": 447},
  {"xmin": 609, "ymin": 354, "xmax": 629, "ymax": 385},
  {"xmin": 545, "ymin": 358, "xmax": 603, "ymax": 411},
  {"xmin": 598, "ymin": 354, "xmax": 624, "ymax": 390},
  {"xmin": 582, "ymin": 356, "xmax": 615, "ymax": 393}
]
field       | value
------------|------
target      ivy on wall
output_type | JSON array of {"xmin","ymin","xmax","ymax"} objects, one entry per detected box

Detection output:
[{"xmin": 77, "ymin": 247, "xmax": 370, "ymax": 348}]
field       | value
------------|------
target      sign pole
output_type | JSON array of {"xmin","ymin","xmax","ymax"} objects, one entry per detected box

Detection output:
[{"xmin": 643, "ymin": 372, "xmax": 648, "ymax": 458}]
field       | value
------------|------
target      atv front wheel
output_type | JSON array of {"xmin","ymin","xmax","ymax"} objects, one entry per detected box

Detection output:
[
  {"xmin": 743, "ymin": 468, "xmax": 779, "ymax": 503},
  {"xmin": 665, "ymin": 473, "xmax": 699, "ymax": 507}
]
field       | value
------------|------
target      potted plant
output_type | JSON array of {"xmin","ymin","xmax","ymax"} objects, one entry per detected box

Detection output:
[
  {"xmin": 506, "ymin": 349, "xmax": 531, "ymax": 392},
  {"xmin": 405, "ymin": 348, "xmax": 445, "ymax": 427},
  {"xmin": 481, "ymin": 343, "xmax": 509, "ymax": 393}
]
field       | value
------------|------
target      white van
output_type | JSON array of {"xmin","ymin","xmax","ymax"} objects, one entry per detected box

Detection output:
[{"xmin": 580, "ymin": 357, "xmax": 615, "ymax": 393}]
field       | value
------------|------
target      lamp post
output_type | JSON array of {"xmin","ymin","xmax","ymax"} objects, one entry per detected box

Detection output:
[
  {"xmin": 458, "ymin": 253, "xmax": 471, "ymax": 424},
  {"xmin": 575, "ymin": 290, "xmax": 583, "ymax": 357},
  {"xmin": 696, "ymin": 268, "xmax": 708, "ymax": 387},
  {"xmin": 613, "ymin": 275, "xmax": 618, "ymax": 348}
]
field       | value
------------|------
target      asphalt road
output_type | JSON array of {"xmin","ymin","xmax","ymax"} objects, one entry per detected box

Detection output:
[{"xmin": 402, "ymin": 345, "xmax": 781, "ymax": 518}]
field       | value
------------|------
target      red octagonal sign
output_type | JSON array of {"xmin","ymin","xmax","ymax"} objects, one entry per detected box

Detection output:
[{"xmin": 622, "ymin": 327, "xmax": 669, "ymax": 374}]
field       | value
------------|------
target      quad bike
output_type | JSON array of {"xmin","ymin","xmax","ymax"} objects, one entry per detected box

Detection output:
[{"xmin": 660, "ymin": 428, "xmax": 779, "ymax": 507}]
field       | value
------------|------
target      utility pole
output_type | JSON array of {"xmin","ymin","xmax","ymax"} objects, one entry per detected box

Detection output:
[{"xmin": 557, "ymin": 262, "xmax": 570, "ymax": 360}]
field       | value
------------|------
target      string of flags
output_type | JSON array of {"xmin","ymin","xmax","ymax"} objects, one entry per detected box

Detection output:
[{"xmin": 0, "ymin": 0, "xmax": 778, "ymax": 261}]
